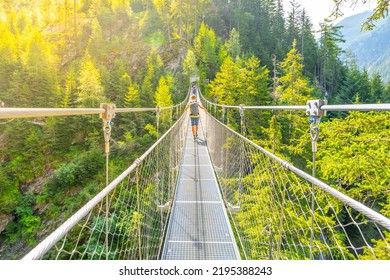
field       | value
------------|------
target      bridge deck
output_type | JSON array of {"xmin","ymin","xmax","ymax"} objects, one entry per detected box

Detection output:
[{"xmin": 161, "ymin": 119, "xmax": 240, "ymax": 260}]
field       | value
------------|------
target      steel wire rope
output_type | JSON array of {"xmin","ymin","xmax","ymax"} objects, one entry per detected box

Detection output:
[
  {"xmin": 201, "ymin": 109, "xmax": 390, "ymax": 259},
  {"xmin": 23, "ymin": 111, "xmax": 189, "ymax": 260}
]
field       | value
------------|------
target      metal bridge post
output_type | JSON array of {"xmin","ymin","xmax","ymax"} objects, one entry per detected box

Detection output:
[
  {"xmin": 306, "ymin": 100, "xmax": 325, "ymax": 260},
  {"xmin": 222, "ymin": 105, "xmax": 226, "ymax": 124},
  {"xmin": 170, "ymin": 105, "xmax": 173, "ymax": 124},
  {"xmin": 100, "ymin": 103, "xmax": 116, "ymax": 260},
  {"xmin": 238, "ymin": 104, "xmax": 246, "ymax": 207},
  {"xmin": 239, "ymin": 104, "xmax": 245, "ymax": 136},
  {"xmin": 156, "ymin": 106, "xmax": 161, "ymax": 140},
  {"xmin": 135, "ymin": 165, "xmax": 142, "ymax": 260}
]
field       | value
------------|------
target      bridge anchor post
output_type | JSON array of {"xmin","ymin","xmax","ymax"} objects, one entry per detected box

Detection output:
[
  {"xmin": 100, "ymin": 103, "xmax": 116, "ymax": 260},
  {"xmin": 306, "ymin": 100, "xmax": 325, "ymax": 260}
]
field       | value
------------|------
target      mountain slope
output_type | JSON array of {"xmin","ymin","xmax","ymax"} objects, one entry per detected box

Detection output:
[{"xmin": 337, "ymin": 11, "xmax": 390, "ymax": 82}]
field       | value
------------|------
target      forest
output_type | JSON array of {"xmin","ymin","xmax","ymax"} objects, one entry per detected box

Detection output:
[{"xmin": 0, "ymin": 0, "xmax": 389, "ymax": 259}]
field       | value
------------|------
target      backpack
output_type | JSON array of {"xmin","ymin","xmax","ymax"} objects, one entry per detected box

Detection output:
[{"xmin": 189, "ymin": 101, "xmax": 199, "ymax": 116}]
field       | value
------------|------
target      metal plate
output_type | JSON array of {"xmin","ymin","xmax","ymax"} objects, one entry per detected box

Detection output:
[
  {"xmin": 175, "ymin": 180, "xmax": 220, "ymax": 202},
  {"xmin": 166, "ymin": 203, "xmax": 233, "ymax": 242},
  {"xmin": 163, "ymin": 242, "xmax": 238, "ymax": 260}
]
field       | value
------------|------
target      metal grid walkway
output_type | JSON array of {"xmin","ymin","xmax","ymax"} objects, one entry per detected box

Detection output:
[{"xmin": 161, "ymin": 119, "xmax": 240, "ymax": 260}]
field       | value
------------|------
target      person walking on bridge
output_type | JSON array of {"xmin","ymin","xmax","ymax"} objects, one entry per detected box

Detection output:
[{"xmin": 186, "ymin": 95, "xmax": 206, "ymax": 140}]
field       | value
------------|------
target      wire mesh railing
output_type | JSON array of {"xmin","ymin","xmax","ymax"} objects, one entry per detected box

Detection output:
[
  {"xmin": 200, "ymin": 109, "xmax": 390, "ymax": 260},
  {"xmin": 23, "ymin": 112, "xmax": 189, "ymax": 260}
]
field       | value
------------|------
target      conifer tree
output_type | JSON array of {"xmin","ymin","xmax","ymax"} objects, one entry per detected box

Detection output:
[
  {"xmin": 276, "ymin": 39, "xmax": 313, "ymax": 161},
  {"xmin": 183, "ymin": 49, "xmax": 199, "ymax": 79},
  {"xmin": 0, "ymin": 22, "xmax": 18, "ymax": 102},
  {"xmin": 77, "ymin": 53, "xmax": 106, "ymax": 108},
  {"xmin": 140, "ymin": 50, "xmax": 164, "ymax": 107},
  {"xmin": 154, "ymin": 75, "xmax": 173, "ymax": 130},
  {"xmin": 194, "ymin": 22, "xmax": 219, "ymax": 80},
  {"xmin": 276, "ymin": 39, "xmax": 313, "ymax": 105},
  {"xmin": 208, "ymin": 55, "xmax": 240, "ymax": 105},
  {"xmin": 383, "ymin": 81, "xmax": 390, "ymax": 103},
  {"xmin": 371, "ymin": 73, "xmax": 385, "ymax": 103},
  {"xmin": 124, "ymin": 79, "xmax": 141, "ymax": 108},
  {"xmin": 88, "ymin": 17, "xmax": 104, "ymax": 57},
  {"xmin": 238, "ymin": 56, "xmax": 271, "ymax": 139},
  {"xmin": 286, "ymin": 0, "xmax": 301, "ymax": 45},
  {"xmin": 62, "ymin": 69, "xmax": 77, "ymax": 108},
  {"xmin": 21, "ymin": 27, "xmax": 58, "ymax": 107},
  {"xmin": 317, "ymin": 23, "xmax": 345, "ymax": 99},
  {"xmin": 225, "ymin": 28, "xmax": 241, "ymax": 60}
]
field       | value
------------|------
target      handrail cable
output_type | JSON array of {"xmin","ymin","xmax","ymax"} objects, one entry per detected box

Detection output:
[
  {"xmin": 22, "ymin": 112, "xmax": 188, "ymax": 260},
  {"xmin": 206, "ymin": 111, "xmax": 390, "ymax": 231},
  {"xmin": 199, "ymin": 91, "xmax": 390, "ymax": 112},
  {"xmin": 0, "ymin": 93, "xmax": 189, "ymax": 120}
]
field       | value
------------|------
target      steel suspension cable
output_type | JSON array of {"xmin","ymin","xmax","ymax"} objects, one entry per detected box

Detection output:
[
  {"xmin": 198, "ymin": 91, "xmax": 390, "ymax": 112},
  {"xmin": 22, "ymin": 112, "xmax": 189, "ymax": 260},
  {"xmin": 200, "ymin": 109, "xmax": 390, "ymax": 260},
  {"xmin": 208, "ymin": 112, "xmax": 390, "ymax": 230}
]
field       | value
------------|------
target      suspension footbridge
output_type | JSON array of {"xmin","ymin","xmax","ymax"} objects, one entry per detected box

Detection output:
[
  {"xmin": 1, "ymin": 86, "xmax": 390, "ymax": 260},
  {"xmin": 162, "ymin": 120, "xmax": 240, "ymax": 260}
]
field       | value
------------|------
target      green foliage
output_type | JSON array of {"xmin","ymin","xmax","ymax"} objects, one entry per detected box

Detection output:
[
  {"xmin": 225, "ymin": 28, "xmax": 241, "ymax": 59},
  {"xmin": 361, "ymin": 232, "xmax": 390, "ymax": 260},
  {"xmin": 316, "ymin": 112, "xmax": 390, "ymax": 204},
  {"xmin": 0, "ymin": 170, "xmax": 21, "ymax": 214},
  {"xmin": 47, "ymin": 148, "xmax": 105, "ymax": 192},
  {"xmin": 276, "ymin": 39, "xmax": 313, "ymax": 105},
  {"xmin": 273, "ymin": 40, "xmax": 313, "ymax": 162},
  {"xmin": 183, "ymin": 49, "xmax": 199, "ymax": 78},
  {"xmin": 154, "ymin": 75, "xmax": 173, "ymax": 128},
  {"xmin": 195, "ymin": 22, "xmax": 220, "ymax": 80},
  {"xmin": 140, "ymin": 50, "xmax": 164, "ymax": 107},
  {"xmin": 5, "ymin": 192, "xmax": 41, "ymax": 246},
  {"xmin": 123, "ymin": 77, "xmax": 141, "ymax": 107},
  {"xmin": 1, "ymin": 0, "xmax": 389, "ymax": 260},
  {"xmin": 77, "ymin": 53, "xmax": 106, "ymax": 107},
  {"xmin": 1, "ymin": 120, "xmax": 47, "ymax": 184},
  {"xmin": 332, "ymin": 0, "xmax": 390, "ymax": 30}
]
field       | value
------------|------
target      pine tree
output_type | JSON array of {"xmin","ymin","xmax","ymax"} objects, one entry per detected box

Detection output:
[
  {"xmin": 276, "ymin": 39, "xmax": 313, "ymax": 105},
  {"xmin": 61, "ymin": 69, "xmax": 77, "ymax": 108},
  {"xmin": 276, "ymin": 39, "xmax": 313, "ymax": 161},
  {"xmin": 238, "ymin": 56, "xmax": 271, "ymax": 139},
  {"xmin": 194, "ymin": 22, "xmax": 219, "ymax": 80},
  {"xmin": 317, "ymin": 23, "xmax": 345, "ymax": 99},
  {"xmin": 183, "ymin": 49, "xmax": 199, "ymax": 79},
  {"xmin": 154, "ymin": 75, "xmax": 173, "ymax": 107},
  {"xmin": 359, "ymin": 69, "xmax": 373, "ymax": 103},
  {"xmin": 370, "ymin": 73, "xmax": 385, "ymax": 103},
  {"xmin": 383, "ymin": 81, "xmax": 390, "ymax": 103},
  {"xmin": 225, "ymin": 28, "xmax": 241, "ymax": 60},
  {"xmin": 77, "ymin": 53, "xmax": 106, "ymax": 108},
  {"xmin": 286, "ymin": 0, "xmax": 301, "ymax": 45},
  {"xmin": 270, "ymin": 0, "xmax": 287, "ymax": 60},
  {"xmin": 140, "ymin": 50, "xmax": 164, "ymax": 107},
  {"xmin": 20, "ymin": 27, "xmax": 59, "ymax": 107},
  {"xmin": 154, "ymin": 75, "xmax": 173, "ymax": 130},
  {"xmin": 88, "ymin": 17, "xmax": 104, "ymax": 57},
  {"xmin": 124, "ymin": 78, "xmax": 141, "ymax": 108},
  {"xmin": 299, "ymin": 9, "xmax": 318, "ymax": 78},
  {"xmin": 208, "ymin": 55, "xmax": 240, "ymax": 105}
]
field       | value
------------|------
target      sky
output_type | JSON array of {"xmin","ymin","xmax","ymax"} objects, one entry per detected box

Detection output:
[{"xmin": 283, "ymin": 0, "xmax": 376, "ymax": 30}]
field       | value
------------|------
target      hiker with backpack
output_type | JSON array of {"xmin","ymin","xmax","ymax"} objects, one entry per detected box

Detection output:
[
  {"xmin": 186, "ymin": 95, "xmax": 207, "ymax": 140},
  {"xmin": 191, "ymin": 84, "xmax": 197, "ymax": 95}
]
